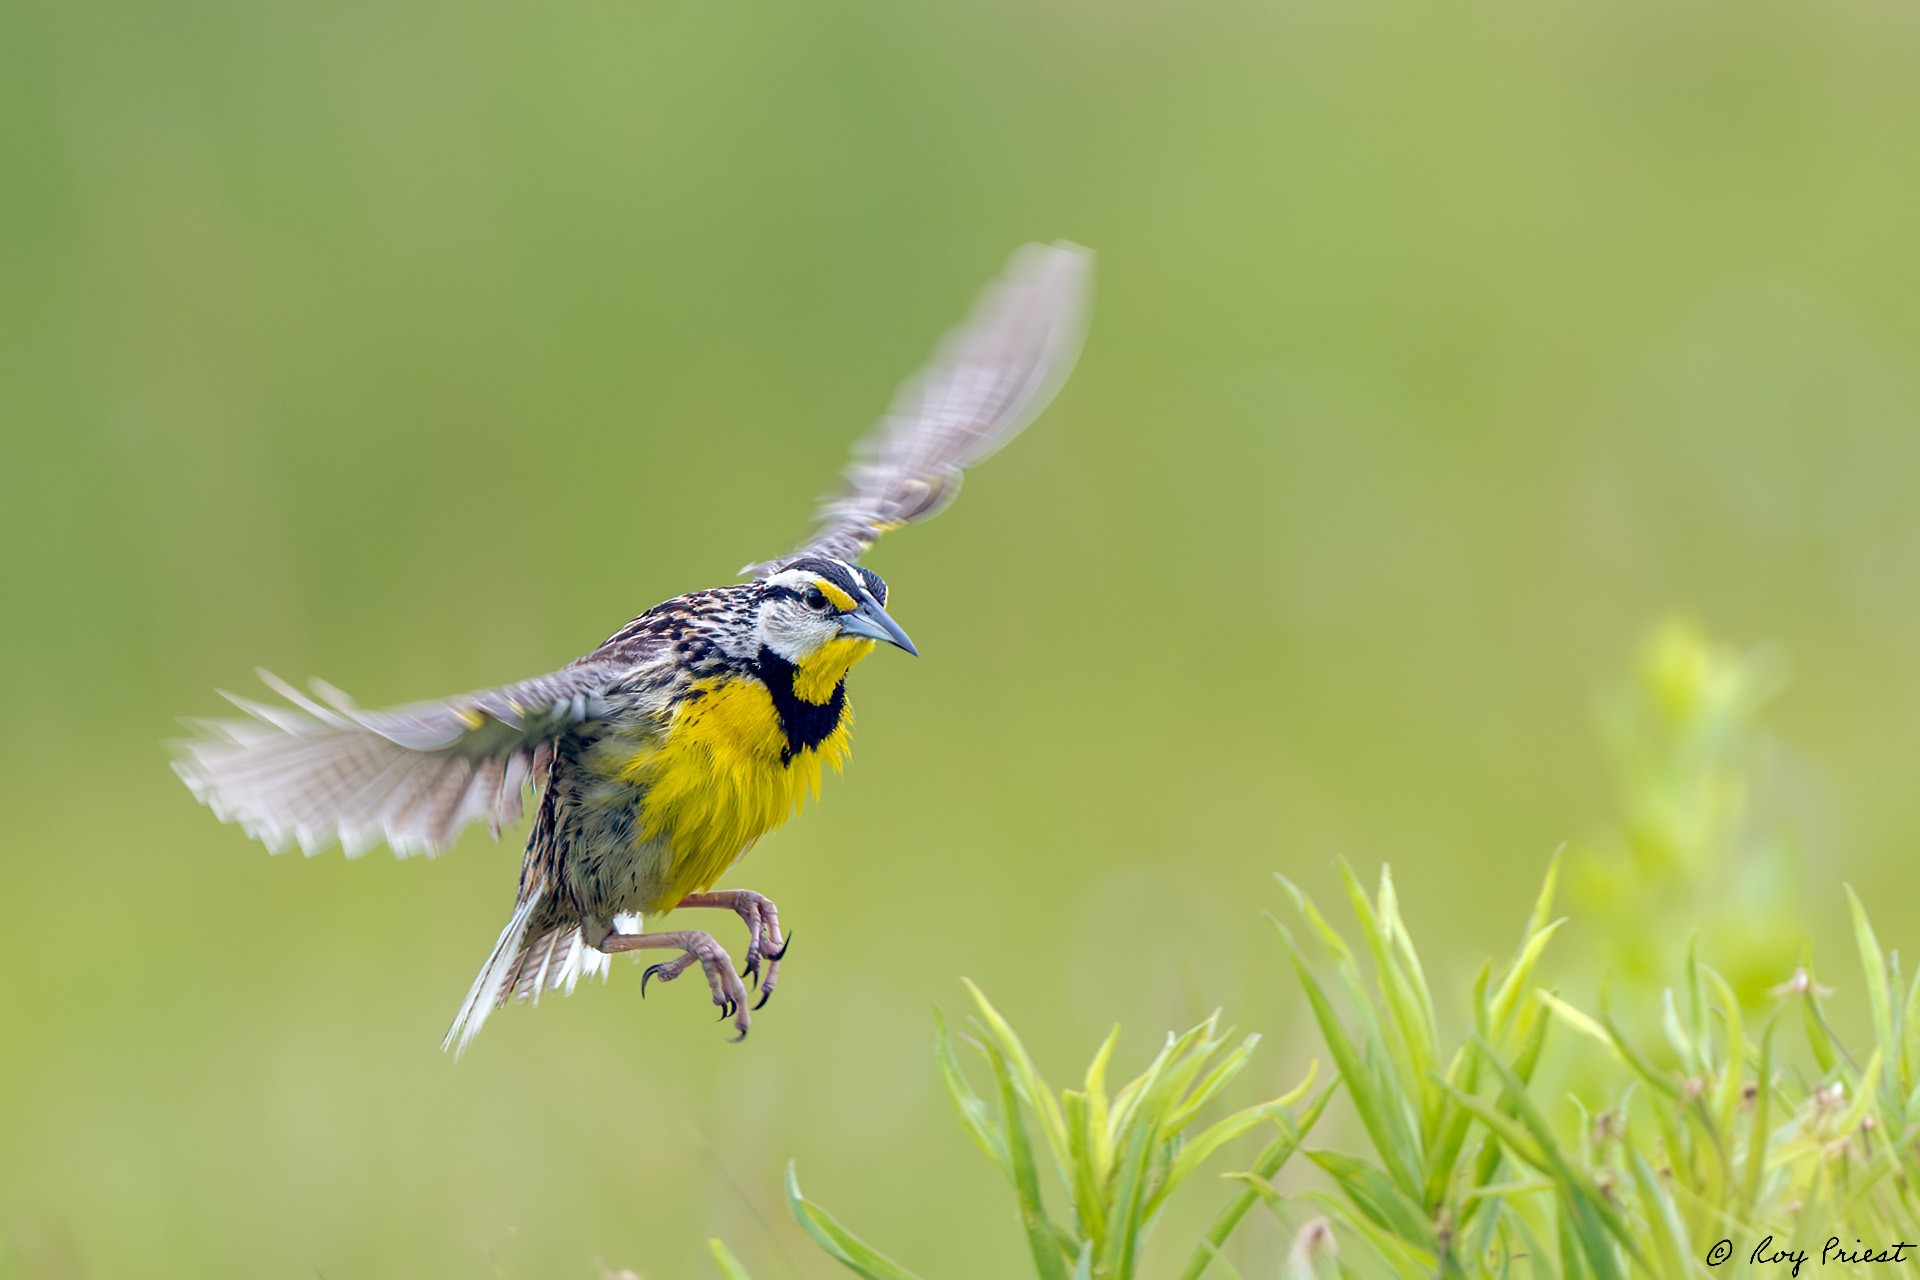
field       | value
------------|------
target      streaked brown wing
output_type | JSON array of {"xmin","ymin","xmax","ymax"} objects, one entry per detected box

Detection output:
[
  {"xmin": 745, "ymin": 241, "xmax": 1093, "ymax": 576},
  {"xmin": 172, "ymin": 662, "xmax": 635, "ymax": 858}
]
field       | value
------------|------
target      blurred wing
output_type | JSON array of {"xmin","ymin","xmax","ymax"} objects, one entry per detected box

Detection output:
[
  {"xmin": 172, "ymin": 663, "xmax": 628, "ymax": 858},
  {"xmin": 746, "ymin": 241, "xmax": 1093, "ymax": 575}
]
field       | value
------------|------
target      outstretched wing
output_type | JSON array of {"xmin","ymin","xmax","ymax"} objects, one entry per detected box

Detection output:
[
  {"xmin": 746, "ymin": 241, "xmax": 1093, "ymax": 575},
  {"xmin": 171, "ymin": 663, "xmax": 629, "ymax": 858}
]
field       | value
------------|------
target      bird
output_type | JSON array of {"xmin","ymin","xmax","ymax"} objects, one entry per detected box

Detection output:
[{"xmin": 171, "ymin": 242, "xmax": 1093, "ymax": 1054}]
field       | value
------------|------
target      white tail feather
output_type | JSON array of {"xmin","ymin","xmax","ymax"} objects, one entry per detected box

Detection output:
[
  {"xmin": 444, "ymin": 894, "xmax": 541, "ymax": 1056},
  {"xmin": 442, "ymin": 885, "xmax": 634, "ymax": 1056}
]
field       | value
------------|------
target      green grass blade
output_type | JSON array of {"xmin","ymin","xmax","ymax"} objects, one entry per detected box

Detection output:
[
  {"xmin": 1686, "ymin": 936, "xmax": 1710, "ymax": 1067},
  {"xmin": 1156, "ymin": 1099, "xmax": 1282, "ymax": 1211},
  {"xmin": 1423, "ymin": 963, "xmax": 1496, "ymax": 1207},
  {"xmin": 1306, "ymin": 1149, "xmax": 1438, "ymax": 1251},
  {"xmin": 1738, "ymin": 1017, "xmax": 1776, "ymax": 1222},
  {"xmin": 708, "ymin": 1238, "xmax": 755, "ymax": 1280},
  {"xmin": 1380, "ymin": 868, "xmax": 1441, "ymax": 1060},
  {"xmin": 1502, "ymin": 1209, "xmax": 1558, "ymax": 1280},
  {"xmin": 1098, "ymin": 1086, "xmax": 1160, "ymax": 1280},
  {"xmin": 1795, "ymin": 951, "xmax": 1842, "ymax": 1076},
  {"xmin": 934, "ymin": 1008, "xmax": 1008, "ymax": 1173},
  {"xmin": 1835, "ymin": 1048, "xmax": 1884, "ymax": 1137},
  {"xmin": 1436, "ymin": 1080, "xmax": 1551, "ymax": 1171},
  {"xmin": 1272, "ymin": 916, "xmax": 1424, "ymax": 1198},
  {"xmin": 1154, "ymin": 1022, "xmax": 1238, "ymax": 1133},
  {"xmin": 1538, "ymin": 992, "xmax": 1617, "ymax": 1061},
  {"xmin": 1625, "ymin": 1148, "xmax": 1692, "ymax": 1278},
  {"xmin": 1849, "ymin": 887, "xmax": 1895, "ymax": 1063},
  {"xmin": 1338, "ymin": 861, "xmax": 1435, "ymax": 1108},
  {"xmin": 1085, "ymin": 1025, "xmax": 1120, "ymax": 1181},
  {"xmin": 1848, "ymin": 887, "xmax": 1908, "ymax": 1130},
  {"xmin": 1061, "ymin": 1089, "xmax": 1108, "ymax": 1247},
  {"xmin": 1274, "ymin": 877, "xmax": 1399, "ymax": 1061},
  {"xmin": 965, "ymin": 981, "xmax": 1074, "ymax": 1180},
  {"xmin": 1164, "ymin": 1035, "xmax": 1259, "ymax": 1136},
  {"xmin": 1111, "ymin": 1022, "xmax": 1213, "ymax": 1143},
  {"xmin": 1661, "ymin": 986, "xmax": 1700, "ymax": 1079},
  {"xmin": 1903, "ymin": 963, "xmax": 1920, "ymax": 1105},
  {"xmin": 1526, "ymin": 849, "xmax": 1562, "ymax": 939},
  {"xmin": 1486, "ymin": 922, "xmax": 1565, "ymax": 1051},
  {"xmin": 1595, "ymin": 1009, "xmax": 1683, "ymax": 1103},
  {"xmin": 1177, "ymin": 1084, "xmax": 1334, "ymax": 1280},
  {"xmin": 1555, "ymin": 1202, "xmax": 1593, "ymax": 1280},
  {"xmin": 786, "ymin": 1164, "xmax": 927, "ymax": 1280},
  {"xmin": 980, "ymin": 1041, "xmax": 1074, "ymax": 1280},
  {"xmin": 1459, "ymin": 1009, "xmax": 1552, "ymax": 1234},
  {"xmin": 1703, "ymin": 966, "xmax": 1747, "ymax": 1138}
]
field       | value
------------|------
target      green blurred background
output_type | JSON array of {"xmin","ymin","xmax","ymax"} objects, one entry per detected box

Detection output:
[{"xmin": 6, "ymin": 0, "xmax": 1920, "ymax": 1273}]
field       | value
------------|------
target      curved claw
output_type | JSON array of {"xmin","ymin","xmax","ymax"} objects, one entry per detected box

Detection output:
[
  {"xmin": 752, "ymin": 986, "xmax": 774, "ymax": 1012},
  {"xmin": 674, "ymin": 892, "xmax": 790, "ymax": 1005},
  {"xmin": 611, "ymin": 928, "xmax": 750, "ymax": 1039}
]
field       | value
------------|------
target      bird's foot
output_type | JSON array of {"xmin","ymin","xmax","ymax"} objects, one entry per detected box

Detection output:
[
  {"xmin": 603, "ymin": 928, "xmax": 752, "ymax": 1039},
  {"xmin": 675, "ymin": 889, "xmax": 789, "ymax": 1011}
]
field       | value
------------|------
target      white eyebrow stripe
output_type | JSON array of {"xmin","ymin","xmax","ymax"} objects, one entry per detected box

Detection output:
[{"xmin": 762, "ymin": 568, "xmax": 816, "ymax": 591}]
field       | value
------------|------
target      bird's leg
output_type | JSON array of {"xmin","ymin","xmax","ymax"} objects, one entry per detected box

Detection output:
[
  {"xmin": 674, "ymin": 889, "xmax": 789, "ymax": 1010},
  {"xmin": 602, "ymin": 928, "xmax": 752, "ymax": 1039}
]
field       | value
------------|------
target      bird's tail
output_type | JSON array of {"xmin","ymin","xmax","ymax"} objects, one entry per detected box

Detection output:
[{"xmin": 442, "ymin": 881, "xmax": 628, "ymax": 1056}]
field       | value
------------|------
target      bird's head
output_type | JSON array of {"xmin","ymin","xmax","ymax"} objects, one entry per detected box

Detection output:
[{"xmin": 750, "ymin": 556, "xmax": 916, "ymax": 685}]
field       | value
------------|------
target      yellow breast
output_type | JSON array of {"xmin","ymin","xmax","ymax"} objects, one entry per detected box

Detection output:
[{"xmin": 612, "ymin": 669, "xmax": 856, "ymax": 910}]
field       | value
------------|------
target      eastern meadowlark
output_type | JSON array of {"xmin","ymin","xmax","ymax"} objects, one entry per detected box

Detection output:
[{"xmin": 173, "ymin": 242, "xmax": 1092, "ymax": 1052}]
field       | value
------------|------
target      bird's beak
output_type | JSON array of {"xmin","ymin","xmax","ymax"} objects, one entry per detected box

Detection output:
[{"xmin": 839, "ymin": 590, "xmax": 918, "ymax": 656}]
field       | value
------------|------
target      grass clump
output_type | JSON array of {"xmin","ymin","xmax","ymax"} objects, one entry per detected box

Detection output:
[
  {"xmin": 1275, "ymin": 860, "xmax": 1920, "ymax": 1277},
  {"xmin": 715, "ymin": 980, "xmax": 1325, "ymax": 1280},
  {"xmin": 719, "ymin": 865, "xmax": 1918, "ymax": 1278}
]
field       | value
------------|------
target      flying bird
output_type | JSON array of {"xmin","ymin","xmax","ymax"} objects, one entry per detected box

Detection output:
[{"xmin": 172, "ymin": 242, "xmax": 1093, "ymax": 1053}]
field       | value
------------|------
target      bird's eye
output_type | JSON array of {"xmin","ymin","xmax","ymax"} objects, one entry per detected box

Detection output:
[{"xmin": 804, "ymin": 586, "xmax": 829, "ymax": 611}]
